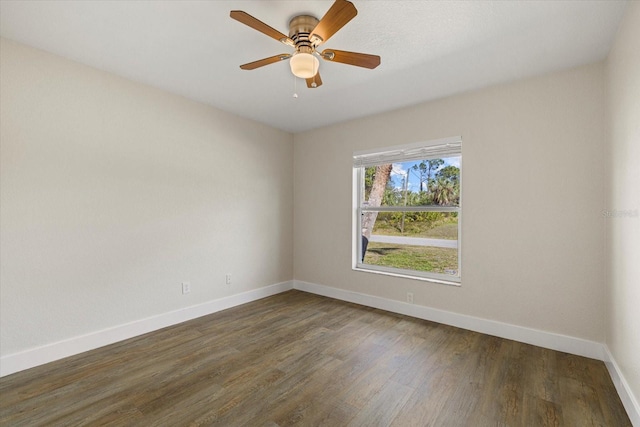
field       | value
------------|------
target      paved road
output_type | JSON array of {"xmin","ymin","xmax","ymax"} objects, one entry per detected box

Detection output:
[{"xmin": 369, "ymin": 234, "xmax": 457, "ymax": 249}]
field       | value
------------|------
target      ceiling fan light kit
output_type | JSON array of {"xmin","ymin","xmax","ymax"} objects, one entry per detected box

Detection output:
[
  {"xmin": 290, "ymin": 52, "xmax": 319, "ymax": 79},
  {"xmin": 230, "ymin": 0, "xmax": 380, "ymax": 89}
]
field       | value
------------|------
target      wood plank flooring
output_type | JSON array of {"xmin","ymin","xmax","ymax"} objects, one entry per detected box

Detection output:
[{"xmin": 0, "ymin": 290, "xmax": 631, "ymax": 426}]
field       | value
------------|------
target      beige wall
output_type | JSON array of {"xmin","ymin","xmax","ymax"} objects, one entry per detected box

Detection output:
[
  {"xmin": 294, "ymin": 63, "xmax": 606, "ymax": 341},
  {"xmin": 0, "ymin": 38, "xmax": 293, "ymax": 356},
  {"xmin": 605, "ymin": 1, "xmax": 640, "ymax": 409}
]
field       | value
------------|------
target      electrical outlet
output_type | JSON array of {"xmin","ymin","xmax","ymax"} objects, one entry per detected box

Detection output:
[
  {"xmin": 226, "ymin": 274, "xmax": 232, "ymax": 285},
  {"xmin": 182, "ymin": 282, "xmax": 191, "ymax": 295},
  {"xmin": 406, "ymin": 292, "xmax": 414, "ymax": 304}
]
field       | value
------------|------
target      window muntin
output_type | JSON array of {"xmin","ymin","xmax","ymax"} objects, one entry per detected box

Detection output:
[{"xmin": 354, "ymin": 138, "xmax": 461, "ymax": 284}]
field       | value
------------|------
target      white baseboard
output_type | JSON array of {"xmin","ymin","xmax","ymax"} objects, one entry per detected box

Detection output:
[
  {"xmin": 293, "ymin": 280, "xmax": 605, "ymax": 360},
  {"xmin": 603, "ymin": 346, "xmax": 640, "ymax": 426},
  {"xmin": 0, "ymin": 281, "xmax": 294, "ymax": 378}
]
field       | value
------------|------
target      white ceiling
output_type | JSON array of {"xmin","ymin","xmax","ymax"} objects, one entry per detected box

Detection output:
[{"xmin": 0, "ymin": 1, "xmax": 628, "ymax": 133}]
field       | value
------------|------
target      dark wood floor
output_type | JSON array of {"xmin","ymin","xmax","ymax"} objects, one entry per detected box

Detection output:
[{"xmin": 0, "ymin": 290, "xmax": 631, "ymax": 426}]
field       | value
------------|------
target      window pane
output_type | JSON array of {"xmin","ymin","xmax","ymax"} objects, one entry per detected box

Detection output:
[
  {"xmin": 371, "ymin": 211, "xmax": 458, "ymax": 239},
  {"xmin": 363, "ymin": 243, "xmax": 458, "ymax": 276},
  {"xmin": 360, "ymin": 211, "xmax": 458, "ymax": 276},
  {"xmin": 363, "ymin": 156, "xmax": 460, "ymax": 208}
]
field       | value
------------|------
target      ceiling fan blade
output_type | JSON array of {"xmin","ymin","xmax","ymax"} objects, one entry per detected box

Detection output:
[
  {"xmin": 321, "ymin": 49, "xmax": 380, "ymax": 69},
  {"xmin": 240, "ymin": 54, "xmax": 292, "ymax": 70},
  {"xmin": 306, "ymin": 72, "xmax": 323, "ymax": 88},
  {"xmin": 230, "ymin": 11, "xmax": 294, "ymax": 46},
  {"xmin": 310, "ymin": 0, "xmax": 357, "ymax": 46}
]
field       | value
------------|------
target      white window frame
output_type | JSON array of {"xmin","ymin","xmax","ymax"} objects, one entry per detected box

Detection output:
[{"xmin": 352, "ymin": 136, "xmax": 462, "ymax": 285}]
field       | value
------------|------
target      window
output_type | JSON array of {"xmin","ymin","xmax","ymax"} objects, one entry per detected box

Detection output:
[{"xmin": 353, "ymin": 137, "xmax": 462, "ymax": 284}]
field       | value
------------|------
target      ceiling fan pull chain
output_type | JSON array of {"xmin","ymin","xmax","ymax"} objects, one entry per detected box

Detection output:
[{"xmin": 293, "ymin": 75, "xmax": 299, "ymax": 98}]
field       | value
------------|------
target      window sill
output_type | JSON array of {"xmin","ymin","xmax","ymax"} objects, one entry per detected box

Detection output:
[{"xmin": 353, "ymin": 266, "xmax": 461, "ymax": 287}]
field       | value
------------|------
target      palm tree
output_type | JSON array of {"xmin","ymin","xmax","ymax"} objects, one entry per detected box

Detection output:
[{"xmin": 432, "ymin": 178, "xmax": 458, "ymax": 206}]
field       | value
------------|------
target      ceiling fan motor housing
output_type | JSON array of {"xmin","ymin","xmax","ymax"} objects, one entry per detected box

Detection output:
[{"xmin": 289, "ymin": 15, "xmax": 320, "ymax": 54}]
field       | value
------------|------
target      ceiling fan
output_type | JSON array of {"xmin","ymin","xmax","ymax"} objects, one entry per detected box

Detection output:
[{"xmin": 230, "ymin": 0, "xmax": 380, "ymax": 89}]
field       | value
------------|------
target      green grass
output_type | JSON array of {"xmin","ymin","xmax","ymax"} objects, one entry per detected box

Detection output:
[
  {"xmin": 363, "ymin": 242, "xmax": 458, "ymax": 274},
  {"xmin": 372, "ymin": 222, "xmax": 458, "ymax": 240}
]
